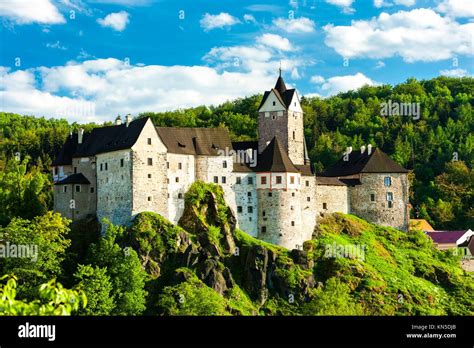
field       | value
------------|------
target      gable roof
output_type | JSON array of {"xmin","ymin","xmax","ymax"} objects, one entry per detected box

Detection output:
[
  {"xmin": 54, "ymin": 173, "xmax": 90, "ymax": 185},
  {"xmin": 155, "ymin": 127, "xmax": 232, "ymax": 156},
  {"xmin": 256, "ymin": 137, "xmax": 299, "ymax": 173},
  {"xmin": 258, "ymin": 75, "xmax": 298, "ymax": 110},
  {"xmin": 53, "ymin": 117, "xmax": 149, "ymax": 165},
  {"xmin": 322, "ymin": 147, "xmax": 408, "ymax": 177},
  {"xmin": 425, "ymin": 231, "xmax": 468, "ymax": 245}
]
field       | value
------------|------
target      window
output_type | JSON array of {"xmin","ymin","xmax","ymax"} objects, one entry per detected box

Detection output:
[
  {"xmin": 105, "ymin": 163, "xmax": 108, "ymax": 171},
  {"xmin": 292, "ymin": 131, "xmax": 295, "ymax": 140},
  {"xmin": 148, "ymin": 196, "xmax": 152, "ymax": 201},
  {"xmin": 120, "ymin": 158, "xmax": 124, "ymax": 167},
  {"xmin": 247, "ymin": 177, "xmax": 253, "ymax": 185},
  {"xmin": 370, "ymin": 193, "xmax": 375, "ymax": 202},
  {"xmin": 74, "ymin": 167, "xmax": 77, "ymax": 174},
  {"xmin": 223, "ymin": 161, "xmax": 227, "ymax": 168},
  {"xmin": 214, "ymin": 176, "xmax": 218, "ymax": 183},
  {"xmin": 387, "ymin": 192, "xmax": 393, "ymax": 201},
  {"xmin": 178, "ymin": 162, "xmax": 182, "ymax": 170},
  {"xmin": 90, "ymin": 187, "xmax": 94, "ymax": 193},
  {"xmin": 384, "ymin": 176, "xmax": 392, "ymax": 187},
  {"xmin": 63, "ymin": 186, "xmax": 67, "ymax": 193},
  {"xmin": 147, "ymin": 138, "xmax": 152, "ymax": 145},
  {"xmin": 237, "ymin": 206, "xmax": 243, "ymax": 213},
  {"xmin": 272, "ymin": 101, "xmax": 276, "ymax": 106},
  {"xmin": 247, "ymin": 192, "xmax": 252, "ymax": 197},
  {"xmin": 323, "ymin": 203, "xmax": 327, "ymax": 210},
  {"xmin": 290, "ymin": 206, "xmax": 294, "ymax": 210},
  {"xmin": 236, "ymin": 177, "xmax": 241, "ymax": 184},
  {"xmin": 166, "ymin": 162, "xmax": 169, "ymax": 169},
  {"xmin": 307, "ymin": 197, "xmax": 311, "ymax": 202},
  {"xmin": 268, "ymin": 192, "xmax": 272, "ymax": 197},
  {"xmin": 276, "ymin": 176, "xmax": 282, "ymax": 184},
  {"xmin": 261, "ymin": 176, "xmax": 267, "ymax": 185},
  {"xmin": 175, "ymin": 177, "xmax": 179, "ymax": 183},
  {"xmin": 178, "ymin": 193, "xmax": 183, "ymax": 199},
  {"xmin": 388, "ymin": 201, "xmax": 393, "ymax": 208},
  {"xmin": 272, "ymin": 115, "xmax": 276, "ymax": 120},
  {"xmin": 262, "ymin": 210, "xmax": 266, "ymax": 217},
  {"xmin": 100, "ymin": 163, "xmax": 103, "ymax": 171},
  {"xmin": 222, "ymin": 176, "xmax": 226, "ymax": 184},
  {"xmin": 290, "ymin": 176, "xmax": 295, "ymax": 184},
  {"xmin": 147, "ymin": 158, "xmax": 153, "ymax": 166},
  {"xmin": 248, "ymin": 206, "xmax": 253, "ymax": 213},
  {"xmin": 291, "ymin": 221, "xmax": 295, "ymax": 226},
  {"xmin": 74, "ymin": 185, "xmax": 80, "ymax": 193},
  {"xmin": 261, "ymin": 226, "xmax": 266, "ymax": 233},
  {"xmin": 148, "ymin": 174, "xmax": 152, "ymax": 179},
  {"xmin": 54, "ymin": 167, "xmax": 58, "ymax": 175},
  {"xmin": 265, "ymin": 112, "xmax": 270, "ymax": 117},
  {"xmin": 306, "ymin": 180, "xmax": 309, "ymax": 187},
  {"xmin": 292, "ymin": 192, "xmax": 295, "ymax": 197}
]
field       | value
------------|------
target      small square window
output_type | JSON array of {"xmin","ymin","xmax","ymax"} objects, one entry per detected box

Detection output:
[
  {"xmin": 148, "ymin": 174, "xmax": 152, "ymax": 179},
  {"xmin": 100, "ymin": 163, "xmax": 103, "ymax": 171},
  {"xmin": 272, "ymin": 101, "xmax": 276, "ymax": 106},
  {"xmin": 292, "ymin": 192, "xmax": 295, "ymax": 197},
  {"xmin": 178, "ymin": 162, "xmax": 182, "ymax": 170},
  {"xmin": 223, "ymin": 161, "xmax": 227, "ymax": 168},
  {"xmin": 176, "ymin": 177, "xmax": 179, "ymax": 183},
  {"xmin": 236, "ymin": 177, "xmax": 241, "ymax": 184},
  {"xmin": 147, "ymin": 138, "xmax": 152, "ymax": 145},
  {"xmin": 148, "ymin": 196, "xmax": 152, "ymax": 201},
  {"xmin": 272, "ymin": 115, "xmax": 276, "ymax": 120},
  {"xmin": 291, "ymin": 221, "xmax": 295, "ymax": 226},
  {"xmin": 248, "ymin": 206, "xmax": 253, "ymax": 213},
  {"xmin": 306, "ymin": 180, "xmax": 309, "ymax": 187},
  {"xmin": 63, "ymin": 186, "xmax": 67, "ymax": 193},
  {"xmin": 323, "ymin": 203, "xmax": 327, "ymax": 210},
  {"xmin": 307, "ymin": 197, "xmax": 311, "ymax": 202},
  {"xmin": 247, "ymin": 192, "xmax": 252, "ymax": 197},
  {"xmin": 54, "ymin": 167, "xmax": 58, "ymax": 175},
  {"xmin": 120, "ymin": 158, "xmax": 124, "ymax": 167},
  {"xmin": 268, "ymin": 192, "xmax": 272, "ymax": 197},
  {"xmin": 90, "ymin": 187, "xmax": 94, "ymax": 193},
  {"xmin": 276, "ymin": 176, "xmax": 282, "ymax": 184},
  {"xmin": 214, "ymin": 176, "xmax": 218, "ymax": 183},
  {"xmin": 387, "ymin": 192, "xmax": 393, "ymax": 201},
  {"xmin": 384, "ymin": 176, "xmax": 392, "ymax": 187},
  {"xmin": 178, "ymin": 193, "xmax": 183, "ymax": 199},
  {"xmin": 222, "ymin": 176, "xmax": 226, "ymax": 184},
  {"xmin": 290, "ymin": 176, "xmax": 295, "ymax": 184},
  {"xmin": 247, "ymin": 177, "xmax": 253, "ymax": 185},
  {"xmin": 148, "ymin": 158, "xmax": 153, "ymax": 166},
  {"xmin": 388, "ymin": 201, "xmax": 393, "ymax": 208},
  {"xmin": 262, "ymin": 210, "xmax": 266, "ymax": 217},
  {"xmin": 261, "ymin": 176, "xmax": 267, "ymax": 185},
  {"xmin": 261, "ymin": 226, "xmax": 266, "ymax": 233},
  {"xmin": 166, "ymin": 162, "xmax": 169, "ymax": 169},
  {"xmin": 74, "ymin": 167, "xmax": 77, "ymax": 174},
  {"xmin": 237, "ymin": 206, "xmax": 243, "ymax": 213},
  {"xmin": 75, "ymin": 185, "xmax": 81, "ymax": 193},
  {"xmin": 370, "ymin": 193, "xmax": 375, "ymax": 202},
  {"xmin": 105, "ymin": 163, "xmax": 108, "ymax": 171}
]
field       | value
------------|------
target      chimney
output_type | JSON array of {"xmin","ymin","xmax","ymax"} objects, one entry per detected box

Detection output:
[
  {"xmin": 78, "ymin": 128, "xmax": 84, "ymax": 144},
  {"xmin": 367, "ymin": 144, "xmax": 372, "ymax": 155},
  {"xmin": 115, "ymin": 115, "xmax": 122, "ymax": 126},
  {"xmin": 361, "ymin": 145, "xmax": 366, "ymax": 154},
  {"xmin": 125, "ymin": 114, "xmax": 132, "ymax": 127}
]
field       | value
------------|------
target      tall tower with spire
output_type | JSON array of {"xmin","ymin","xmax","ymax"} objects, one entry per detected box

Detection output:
[{"xmin": 257, "ymin": 72, "xmax": 306, "ymax": 165}]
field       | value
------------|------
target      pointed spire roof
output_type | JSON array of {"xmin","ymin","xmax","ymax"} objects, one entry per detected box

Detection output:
[
  {"xmin": 256, "ymin": 136, "xmax": 299, "ymax": 173},
  {"xmin": 258, "ymin": 74, "xmax": 297, "ymax": 111},
  {"xmin": 274, "ymin": 75, "xmax": 287, "ymax": 95}
]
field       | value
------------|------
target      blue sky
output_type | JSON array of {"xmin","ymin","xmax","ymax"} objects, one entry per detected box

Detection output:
[{"xmin": 0, "ymin": 0, "xmax": 472, "ymax": 122}]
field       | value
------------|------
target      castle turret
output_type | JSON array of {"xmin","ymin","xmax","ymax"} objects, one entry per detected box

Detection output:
[{"xmin": 257, "ymin": 73, "xmax": 304, "ymax": 165}]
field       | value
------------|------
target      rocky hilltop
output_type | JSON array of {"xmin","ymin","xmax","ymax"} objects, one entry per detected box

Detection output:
[{"xmin": 122, "ymin": 181, "xmax": 473, "ymax": 315}]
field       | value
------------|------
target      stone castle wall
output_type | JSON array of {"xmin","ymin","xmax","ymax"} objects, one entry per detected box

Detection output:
[
  {"xmin": 349, "ymin": 173, "xmax": 409, "ymax": 231},
  {"xmin": 167, "ymin": 153, "xmax": 195, "ymax": 224},
  {"xmin": 301, "ymin": 175, "xmax": 317, "ymax": 238},
  {"xmin": 233, "ymin": 172, "xmax": 258, "ymax": 237},
  {"xmin": 315, "ymin": 184, "xmax": 349, "ymax": 216}
]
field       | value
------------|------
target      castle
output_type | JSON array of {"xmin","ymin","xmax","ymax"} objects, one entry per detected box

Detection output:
[{"xmin": 52, "ymin": 74, "xmax": 409, "ymax": 249}]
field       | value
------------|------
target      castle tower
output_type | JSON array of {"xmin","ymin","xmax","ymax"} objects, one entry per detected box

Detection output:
[
  {"xmin": 256, "ymin": 137, "xmax": 308, "ymax": 249},
  {"xmin": 257, "ymin": 73, "xmax": 305, "ymax": 165}
]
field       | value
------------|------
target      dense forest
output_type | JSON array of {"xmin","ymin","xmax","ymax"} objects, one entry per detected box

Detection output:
[
  {"xmin": 0, "ymin": 76, "xmax": 472, "ymax": 230},
  {"xmin": 0, "ymin": 76, "xmax": 473, "ymax": 316}
]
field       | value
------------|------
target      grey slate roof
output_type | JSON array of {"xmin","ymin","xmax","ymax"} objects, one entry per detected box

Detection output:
[
  {"xmin": 322, "ymin": 148, "xmax": 408, "ymax": 177},
  {"xmin": 155, "ymin": 127, "xmax": 233, "ymax": 156},
  {"xmin": 256, "ymin": 137, "xmax": 299, "ymax": 173},
  {"xmin": 258, "ymin": 75, "xmax": 297, "ymax": 110},
  {"xmin": 54, "ymin": 173, "xmax": 91, "ymax": 185}
]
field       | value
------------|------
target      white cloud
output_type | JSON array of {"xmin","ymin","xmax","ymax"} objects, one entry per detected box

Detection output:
[
  {"xmin": 439, "ymin": 68, "xmax": 470, "ymax": 77},
  {"xmin": 256, "ymin": 34, "xmax": 293, "ymax": 51},
  {"xmin": 273, "ymin": 17, "xmax": 316, "ymax": 33},
  {"xmin": 46, "ymin": 41, "xmax": 67, "ymax": 50},
  {"xmin": 437, "ymin": 0, "xmax": 474, "ymax": 18},
  {"xmin": 324, "ymin": 9, "xmax": 474, "ymax": 62},
  {"xmin": 97, "ymin": 11, "xmax": 129, "ymax": 31},
  {"xmin": 243, "ymin": 14, "xmax": 256, "ymax": 23},
  {"xmin": 374, "ymin": 0, "xmax": 415, "ymax": 7},
  {"xmin": 325, "ymin": 0, "xmax": 355, "ymax": 14},
  {"xmin": 200, "ymin": 12, "xmax": 240, "ymax": 31},
  {"xmin": 310, "ymin": 75, "xmax": 325, "ymax": 84},
  {"xmin": 375, "ymin": 60, "xmax": 386, "ymax": 69},
  {"xmin": 0, "ymin": 0, "xmax": 65, "ymax": 24},
  {"xmin": 320, "ymin": 73, "xmax": 377, "ymax": 96}
]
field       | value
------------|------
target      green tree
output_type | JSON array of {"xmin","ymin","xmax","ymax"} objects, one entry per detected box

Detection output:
[{"xmin": 73, "ymin": 264, "xmax": 115, "ymax": 315}]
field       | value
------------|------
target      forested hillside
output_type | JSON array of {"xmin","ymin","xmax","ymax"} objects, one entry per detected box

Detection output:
[{"xmin": 0, "ymin": 76, "xmax": 473, "ymax": 229}]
